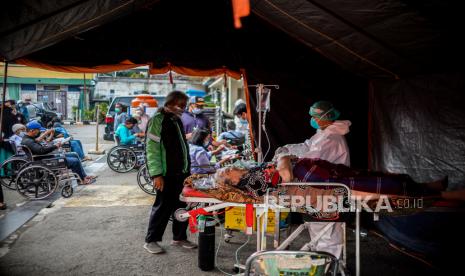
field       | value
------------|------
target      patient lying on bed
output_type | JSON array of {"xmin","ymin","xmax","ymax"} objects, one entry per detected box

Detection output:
[{"xmin": 184, "ymin": 155, "xmax": 464, "ymax": 206}]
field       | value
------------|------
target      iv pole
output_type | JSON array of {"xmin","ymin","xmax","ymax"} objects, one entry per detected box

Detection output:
[{"xmin": 248, "ymin": 84, "xmax": 279, "ymax": 163}]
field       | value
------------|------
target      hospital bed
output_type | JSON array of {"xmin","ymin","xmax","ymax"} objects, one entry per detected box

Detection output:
[{"xmin": 177, "ymin": 182, "xmax": 366, "ymax": 276}]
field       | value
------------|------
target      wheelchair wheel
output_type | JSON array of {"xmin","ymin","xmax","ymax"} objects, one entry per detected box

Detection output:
[
  {"xmin": 61, "ymin": 185, "xmax": 74, "ymax": 198},
  {"xmin": 136, "ymin": 164, "xmax": 157, "ymax": 195},
  {"xmin": 107, "ymin": 147, "xmax": 137, "ymax": 173},
  {"xmin": 16, "ymin": 165, "xmax": 58, "ymax": 200},
  {"xmin": 0, "ymin": 158, "xmax": 28, "ymax": 190}
]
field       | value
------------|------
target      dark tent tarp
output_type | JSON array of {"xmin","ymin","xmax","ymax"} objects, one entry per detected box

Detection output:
[{"xmin": 1, "ymin": 0, "xmax": 464, "ymax": 178}]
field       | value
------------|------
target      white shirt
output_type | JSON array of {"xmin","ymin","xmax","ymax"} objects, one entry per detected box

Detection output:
[{"xmin": 9, "ymin": 134, "xmax": 25, "ymax": 155}]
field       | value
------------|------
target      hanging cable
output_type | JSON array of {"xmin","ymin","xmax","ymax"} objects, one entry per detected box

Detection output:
[{"xmin": 262, "ymin": 111, "xmax": 271, "ymax": 162}]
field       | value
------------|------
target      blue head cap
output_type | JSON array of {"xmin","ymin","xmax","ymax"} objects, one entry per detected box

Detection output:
[{"xmin": 26, "ymin": 120, "xmax": 42, "ymax": 130}]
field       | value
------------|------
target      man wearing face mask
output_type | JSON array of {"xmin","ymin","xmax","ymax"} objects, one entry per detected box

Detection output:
[
  {"xmin": 181, "ymin": 96, "xmax": 211, "ymax": 140},
  {"xmin": 21, "ymin": 121, "xmax": 96, "ymax": 185},
  {"xmin": 144, "ymin": 91, "xmax": 196, "ymax": 254},
  {"xmin": 2, "ymin": 100, "xmax": 26, "ymax": 139},
  {"xmin": 274, "ymin": 100, "xmax": 351, "ymax": 259},
  {"xmin": 113, "ymin": 103, "xmax": 128, "ymax": 144}
]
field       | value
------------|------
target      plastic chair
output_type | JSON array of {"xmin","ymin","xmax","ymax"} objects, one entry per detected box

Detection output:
[{"xmin": 244, "ymin": 250, "xmax": 338, "ymax": 276}]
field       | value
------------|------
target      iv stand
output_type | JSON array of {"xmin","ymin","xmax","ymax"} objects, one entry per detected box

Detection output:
[{"xmin": 248, "ymin": 84, "xmax": 279, "ymax": 163}]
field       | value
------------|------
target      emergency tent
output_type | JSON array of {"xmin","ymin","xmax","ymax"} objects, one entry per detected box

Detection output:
[
  {"xmin": 1, "ymin": 0, "xmax": 464, "ymax": 185},
  {"xmin": 2, "ymin": 0, "xmax": 465, "ymax": 267}
]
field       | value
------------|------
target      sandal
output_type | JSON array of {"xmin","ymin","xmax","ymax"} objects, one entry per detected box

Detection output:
[{"xmin": 80, "ymin": 177, "xmax": 97, "ymax": 185}]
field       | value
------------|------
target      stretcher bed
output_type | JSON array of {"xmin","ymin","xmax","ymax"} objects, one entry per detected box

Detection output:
[
  {"xmin": 178, "ymin": 182, "xmax": 364, "ymax": 276},
  {"xmin": 179, "ymin": 186, "xmax": 289, "ymax": 252}
]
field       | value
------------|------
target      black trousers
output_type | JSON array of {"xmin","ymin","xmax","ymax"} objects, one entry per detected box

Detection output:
[{"xmin": 145, "ymin": 173, "xmax": 189, "ymax": 243}]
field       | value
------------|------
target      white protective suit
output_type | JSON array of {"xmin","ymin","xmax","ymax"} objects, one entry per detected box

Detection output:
[{"xmin": 276, "ymin": 120, "xmax": 351, "ymax": 258}]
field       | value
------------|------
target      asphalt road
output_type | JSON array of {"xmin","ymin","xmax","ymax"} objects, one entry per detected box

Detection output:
[{"xmin": 0, "ymin": 125, "xmax": 439, "ymax": 275}]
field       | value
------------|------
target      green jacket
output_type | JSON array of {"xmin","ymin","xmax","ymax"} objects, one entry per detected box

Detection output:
[{"xmin": 145, "ymin": 110, "xmax": 190, "ymax": 177}]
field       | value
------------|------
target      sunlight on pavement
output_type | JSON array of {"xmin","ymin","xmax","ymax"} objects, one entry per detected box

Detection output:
[{"xmin": 64, "ymin": 185, "xmax": 154, "ymax": 207}]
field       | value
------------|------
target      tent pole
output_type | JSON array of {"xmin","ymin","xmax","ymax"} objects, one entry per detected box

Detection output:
[
  {"xmin": 1, "ymin": 61, "xmax": 9, "ymax": 140},
  {"xmin": 83, "ymin": 73, "xmax": 87, "ymax": 111}
]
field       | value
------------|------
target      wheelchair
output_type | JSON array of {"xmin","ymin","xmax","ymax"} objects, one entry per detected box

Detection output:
[
  {"xmin": 136, "ymin": 164, "xmax": 157, "ymax": 195},
  {"xmin": 0, "ymin": 141, "xmax": 29, "ymax": 190},
  {"xmin": 1, "ymin": 142, "xmax": 80, "ymax": 200},
  {"xmin": 107, "ymin": 136, "xmax": 146, "ymax": 173}
]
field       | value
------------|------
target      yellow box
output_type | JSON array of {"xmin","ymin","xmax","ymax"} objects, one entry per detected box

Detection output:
[
  {"xmin": 225, "ymin": 207, "xmax": 288, "ymax": 233},
  {"xmin": 225, "ymin": 207, "xmax": 254, "ymax": 231},
  {"xmin": 256, "ymin": 210, "xmax": 289, "ymax": 233}
]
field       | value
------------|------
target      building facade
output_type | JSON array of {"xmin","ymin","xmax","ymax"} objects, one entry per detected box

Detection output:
[{"xmin": 1, "ymin": 63, "xmax": 94, "ymax": 120}]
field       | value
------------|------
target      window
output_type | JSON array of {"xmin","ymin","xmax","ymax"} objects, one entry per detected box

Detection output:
[
  {"xmin": 68, "ymin": 85, "xmax": 81, "ymax": 92},
  {"xmin": 20, "ymin": 84, "xmax": 36, "ymax": 91},
  {"xmin": 43, "ymin": 85, "xmax": 60, "ymax": 91}
]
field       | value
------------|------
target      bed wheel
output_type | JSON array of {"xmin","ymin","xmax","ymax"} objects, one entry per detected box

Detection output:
[
  {"xmin": 224, "ymin": 232, "xmax": 233, "ymax": 243},
  {"xmin": 174, "ymin": 208, "xmax": 189, "ymax": 222}
]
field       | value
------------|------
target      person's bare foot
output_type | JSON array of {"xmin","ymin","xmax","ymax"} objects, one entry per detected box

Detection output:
[
  {"xmin": 82, "ymin": 156, "xmax": 92, "ymax": 161},
  {"xmin": 441, "ymin": 189, "xmax": 465, "ymax": 201}
]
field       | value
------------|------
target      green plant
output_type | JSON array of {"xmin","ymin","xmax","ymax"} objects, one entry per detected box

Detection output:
[
  {"xmin": 71, "ymin": 106, "xmax": 79, "ymax": 120},
  {"xmin": 83, "ymin": 109, "xmax": 95, "ymax": 121},
  {"xmin": 97, "ymin": 103, "xmax": 108, "ymax": 123}
]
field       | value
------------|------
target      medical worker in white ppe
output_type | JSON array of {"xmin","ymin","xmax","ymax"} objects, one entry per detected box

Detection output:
[{"xmin": 274, "ymin": 100, "xmax": 351, "ymax": 259}]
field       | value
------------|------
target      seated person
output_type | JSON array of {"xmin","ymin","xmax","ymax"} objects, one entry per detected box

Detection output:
[
  {"xmin": 130, "ymin": 112, "xmax": 143, "ymax": 134},
  {"xmin": 21, "ymin": 121, "xmax": 96, "ymax": 185},
  {"xmin": 53, "ymin": 122, "xmax": 91, "ymax": 161},
  {"xmin": 189, "ymin": 128, "xmax": 235, "ymax": 174},
  {"xmin": 9, "ymin": 124, "xmax": 27, "ymax": 155},
  {"xmin": 218, "ymin": 121, "xmax": 245, "ymax": 146},
  {"xmin": 115, "ymin": 118, "xmax": 145, "ymax": 145}
]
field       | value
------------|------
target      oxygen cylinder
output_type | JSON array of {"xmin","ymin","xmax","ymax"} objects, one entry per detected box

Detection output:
[{"xmin": 198, "ymin": 216, "xmax": 216, "ymax": 271}]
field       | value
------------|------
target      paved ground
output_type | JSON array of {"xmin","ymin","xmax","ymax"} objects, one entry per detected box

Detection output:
[
  {"xmin": 0, "ymin": 124, "xmax": 111, "ymax": 217},
  {"xmin": 0, "ymin": 125, "xmax": 439, "ymax": 275}
]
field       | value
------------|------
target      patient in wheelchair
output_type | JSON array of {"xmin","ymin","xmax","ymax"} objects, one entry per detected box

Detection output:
[
  {"xmin": 115, "ymin": 117, "xmax": 145, "ymax": 145},
  {"xmin": 21, "ymin": 121, "xmax": 97, "ymax": 185},
  {"xmin": 53, "ymin": 122, "xmax": 92, "ymax": 161}
]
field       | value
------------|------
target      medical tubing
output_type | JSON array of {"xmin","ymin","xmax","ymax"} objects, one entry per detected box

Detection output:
[
  {"xmin": 262, "ymin": 112, "xmax": 271, "ymax": 161},
  {"xmin": 215, "ymin": 220, "xmax": 236, "ymax": 276},
  {"xmin": 214, "ymin": 217, "xmax": 251, "ymax": 276},
  {"xmin": 235, "ymin": 235, "xmax": 251, "ymax": 271}
]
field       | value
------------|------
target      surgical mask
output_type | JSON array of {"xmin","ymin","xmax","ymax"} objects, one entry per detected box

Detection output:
[
  {"xmin": 19, "ymin": 131, "xmax": 26, "ymax": 137},
  {"xmin": 239, "ymin": 118, "xmax": 248, "ymax": 124},
  {"xmin": 115, "ymin": 108, "xmax": 121, "ymax": 113},
  {"xmin": 203, "ymin": 141, "xmax": 210, "ymax": 148},
  {"xmin": 192, "ymin": 108, "xmax": 202, "ymax": 115},
  {"xmin": 310, "ymin": 118, "xmax": 320, "ymax": 129}
]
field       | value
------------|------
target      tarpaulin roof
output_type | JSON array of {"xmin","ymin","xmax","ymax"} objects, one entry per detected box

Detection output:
[
  {"xmin": 1, "ymin": 0, "xmax": 463, "ymax": 79},
  {"xmin": 0, "ymin": 0, "xmax": 158, "ymax": 62},
  {"xmin": 1, "ymin": 0, "xmax": 464, "ymax": 174}
]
